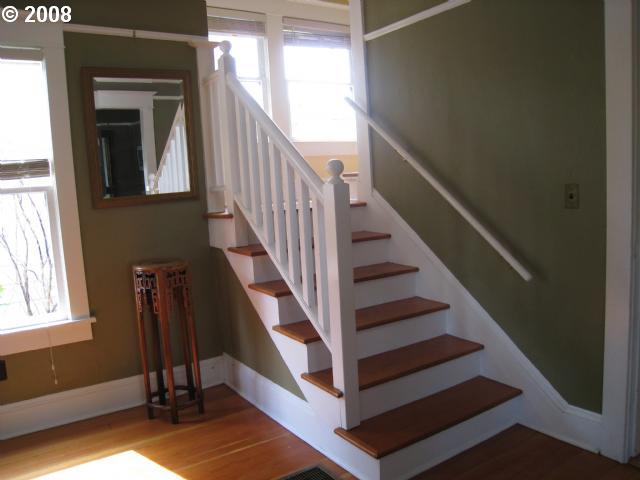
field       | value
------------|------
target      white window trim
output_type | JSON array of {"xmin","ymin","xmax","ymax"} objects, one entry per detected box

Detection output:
[
  {"xmin": 207, "ymin": 2, "xmax": 357, "ymax": 153},
  {"xmin": 0, "ymin": 18, "xmax": 95, "ymax": 356}
]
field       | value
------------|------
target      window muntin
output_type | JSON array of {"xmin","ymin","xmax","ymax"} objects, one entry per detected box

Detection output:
[
  {"xmin": 0, "ymin": 55, "xmax": 65, "ymax": 331},
  {"xmin": 284, "ymin": 44, "xmax": 356, "ymax": 142}
]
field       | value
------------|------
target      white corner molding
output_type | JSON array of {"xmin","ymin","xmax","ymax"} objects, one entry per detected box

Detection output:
[
  {"xmin": 363, "ymin": 0, "xmax": 472, "ymax": 42},
  {"xmin": 349, "ymin": 0, "xmax": 373, "ymax": 200},
  {"xmin": 601, "ymin": 0, "xmax": 636, "ymax": 463},
  {"xmin": 0, "ymin": 356, "xmax": 224, "ymax": 440}
]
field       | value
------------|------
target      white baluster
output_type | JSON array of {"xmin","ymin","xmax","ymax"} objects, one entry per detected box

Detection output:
[
  {"xmin": 208, "ymin": 78, "xmax": 224, "ymax": 187},
  {"xmin": 170, "ymin": 139, "xmax": 178, "ymax": 192},
  {"xmin": 234, "ymin": 98, "xmax": 251, "ymax": 211},
  {"xmin": 297, "ymin": 178, "xmax": 315, "ymax": 308},
  {"xmin": 270, "ymin": 145, "xmax": 287, "ymax": 263},
  {"xmin": 284, "ymin": 161, "xmax": 301, "ymax": 285},
  {"xmin": 324, "ymin": 159, "xmax": 359, "ymax": 429},
  {"xmin": 174, "ymin": 125, "xmax": 184, "ymax": 191},
  {"xmin": 258, "ymin": 127, "xmax": 274, "ymax": 246},
  {"xmin": 245, "ymin": 110, "xmax": 262, "ymax": 227},
  {"xmin": 312, "ymin": 197, "xmax": 329, "ymax": 335},
  {"xmin": 180, "ymin": 120, "xmax": 189, "ymax": 191}
]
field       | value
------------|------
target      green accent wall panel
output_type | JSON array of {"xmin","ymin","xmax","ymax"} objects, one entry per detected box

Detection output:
[
  {"xmin": 0, "ymin": 32, "xmax": 221, "ymax": 404},
  {"xmin": 212, "ymin": 249, "xmax": 304, "ymax": 399},
  {"xmin": 364, "ymin": 0, "xmax": 606, "ymax": 411},
  {"xmin": 10, "ymin": 0, "xmax": 208, "ymax": 36}
]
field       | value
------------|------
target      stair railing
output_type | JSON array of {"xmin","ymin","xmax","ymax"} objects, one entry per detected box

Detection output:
[
  {"xmin": 153, "ymin": 103, "xmax": 189, "ymax": 194},
  {"xmin": 207, "ymin": 41, "xmax": 360, "ymax": 429}
]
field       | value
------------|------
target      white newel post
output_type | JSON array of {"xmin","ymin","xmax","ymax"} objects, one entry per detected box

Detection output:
[
  {"xmin": 324, "ymin": 159, "xmax": 360, "ymax": 429},
  {"xmin": 193, "ymin": 42, "xmax": 224, "ymax": 211},
  {"xmin": 217, "ymin": 41, "xmax": 247, "ymax": 245}
]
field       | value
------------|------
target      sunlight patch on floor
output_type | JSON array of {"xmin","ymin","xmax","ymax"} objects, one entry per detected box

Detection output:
[{"xmin": 34, "ymin": 450, "xmax": 185, "ymax": 480}]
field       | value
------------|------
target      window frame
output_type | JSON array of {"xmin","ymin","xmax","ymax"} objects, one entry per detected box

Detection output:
[
  {"xmin": 283, "ymin": 43, "xmax": 355, "ymax": 142},
  {"xmin": 208, "ymin": 9, "xmax": 271, "ymax": 115},
  {"xmin": 0, "ymin": 18, "xmax": 94, "ymax": 355},
  {"xmin": 211, "ymin": 31, "xmax": 271, "ymax": 113}
]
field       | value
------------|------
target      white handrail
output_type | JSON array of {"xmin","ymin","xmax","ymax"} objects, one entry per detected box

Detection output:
[
  {"xmin": 364, "ymin": 0, "xmax": 472, "ymax": 42},
  {"xmin": 225, "ymin": 75, "xmax": 324, "ymax": 199},
  {"xmin": 346, "ymin": 97, "xmax": 533, "ymax": 282}
]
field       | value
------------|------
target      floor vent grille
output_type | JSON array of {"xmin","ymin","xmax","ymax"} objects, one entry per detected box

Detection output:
[{"xmin": 280, "ymin": 466, "xmax": 337, "ymax": 480}]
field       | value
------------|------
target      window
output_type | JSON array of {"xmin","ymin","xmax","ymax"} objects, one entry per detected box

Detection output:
[
  {"xmin": 208, "ymin": 13, "xmax": 269, "ymax": 110},
  {"xmin": 0, "ymin": 19, "xmax": 93, "ymax": 355},
  {"xmin": 283, "ymin": 18, "xmax": 356, "ymax": 142},
  {"xmin": 0, "ymin": 53, "xmax": 65, "ymax": 331}
]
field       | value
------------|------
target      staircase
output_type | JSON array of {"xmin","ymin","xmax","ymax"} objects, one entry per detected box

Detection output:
[{"xmin": 202, "ymin": 41, "xmax": 523, "ymax": 480}]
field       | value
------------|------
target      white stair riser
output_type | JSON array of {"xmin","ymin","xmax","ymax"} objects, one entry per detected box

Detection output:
[
  {"xmin": 354, "ymin": 273, "xmax": 417, "ymax": 309},
  {"xmin": 378, "ymin": 396, "xmax": 522, "ymax": 480},
  {"xmin": 275, "ymin": 296, "xmax": 308, "ymax": 324},
  {"xmin": 252, "ymin": 255, "xmax": 281, "ymax": 282},
  {"xmin": 304, "ymin": 311, "xmax": 449, "ymax": 372},
  {"xmin": 350, "ymin": 206, "xmax": 367, "ymax": 231},
  {"xmin": 307, "ymin": 340, "xmax": 332, "ymax": 372},
  {"xmin": 359, "ymin": 351, "xmax": 483, "ymax": 420},
  {"xmin": 249, "ymin": 239, "xmax": 391, "ymax": 281},
  {"xmin": 356, "ymin": 310, "xmax": 447, "ymax": 358},
  {"xmin": 352, "ymin": 239, "xmax": 390, "ymax": 267},
  {"xmin": 270, "ymin": 273, "xmax": 419, "ymax": 323}
]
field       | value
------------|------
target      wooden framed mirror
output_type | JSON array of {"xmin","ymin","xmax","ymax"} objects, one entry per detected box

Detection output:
[{"xmin": 82, "ymin": 67, "xmax": 198, "ymax": 208}]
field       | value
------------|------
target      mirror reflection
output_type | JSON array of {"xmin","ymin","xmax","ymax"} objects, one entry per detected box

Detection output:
[{"xmin": 91, "ymin": 76, "xmax": 191, "ymax": 198}]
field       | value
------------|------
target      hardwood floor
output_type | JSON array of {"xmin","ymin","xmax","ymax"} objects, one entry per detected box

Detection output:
[
  {"xmin": 414, "ymin": 424, "xmax": 640, "ymax": 480},
  {"xmin": 0, "ymin": 385, "xmax": 352, "ymax": 480},
  {"xmin": 1, "ymin": 385, "xmax": 639, "ymax": 480}
]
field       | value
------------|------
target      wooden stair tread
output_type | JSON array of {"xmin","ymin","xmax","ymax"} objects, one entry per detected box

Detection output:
[
  {"xmin": 204, "ymin": 211, "xmax": 233, "ymax": 219},
  {"xmin": 302, "ymin": 335, "xmax": 483, "ymax": 396},
  {"xmin": 248, "ymin": 262, "xmax": 418, "ymax": 297},
  {"xmin": 334, "ymin": 376, "xmax": 522, "ymax": 458},
  {"xmin": 229, "ymin": 231, "xmax": 391, "ymax": 258},
  {"xmin": 273, "ymin": 297, "xmax": 449, "ymax": 344},
  {"xmin": 228, "ymin": 244, "xmax": 269, "ymax": 257}
]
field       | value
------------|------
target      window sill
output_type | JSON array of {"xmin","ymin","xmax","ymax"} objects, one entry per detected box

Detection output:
[
  {"xmin": 293, "ymin": 141, "xmax": 357, "ymax": 156},
  {"xmin": 0, "ymin": 317, "xmax": 95, "ymax": 356}
]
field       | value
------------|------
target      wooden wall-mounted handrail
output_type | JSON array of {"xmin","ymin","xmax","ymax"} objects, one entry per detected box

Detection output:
[{"xmin": 346, "ymin": 98, "xmax": 532, "ymax": 282}]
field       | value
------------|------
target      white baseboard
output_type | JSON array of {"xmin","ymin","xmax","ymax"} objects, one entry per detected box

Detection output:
[
  {"xmin": 0, "ymin": 356, "xmax": 224, "ymax": 440},
  {"xmin": 222, "ymin": 354, "xmax": 381, "ymax": 480}
]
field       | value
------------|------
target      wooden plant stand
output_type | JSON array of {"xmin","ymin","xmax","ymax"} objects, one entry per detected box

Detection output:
[{"xmin": 133, "ymin": 260, "xmax": 204, "ymax": 423}]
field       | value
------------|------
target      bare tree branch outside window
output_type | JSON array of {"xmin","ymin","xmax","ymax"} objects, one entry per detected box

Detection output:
[{"xmin": 0, "ymin": 192, "xmax": 58, "ymax": 321}]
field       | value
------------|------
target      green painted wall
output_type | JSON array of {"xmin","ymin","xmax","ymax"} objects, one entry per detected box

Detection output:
[
  {"xmin": 1, "ymin": 0, "xmax": 302, "ymax": 405},
  {"xmin": 0, "ymin": 2, "xmax": 224, "ymax": 404},
  {"xmin": 364, "ymin": 0, "xmax": 606, "ymax": 411},
  {"xmin": 212, "ymin": 249, "xmax": 303, "ymax": 398},
  {"xmin": 8, "ymin": 0, "xmax": 208, "ymax": 36}
]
